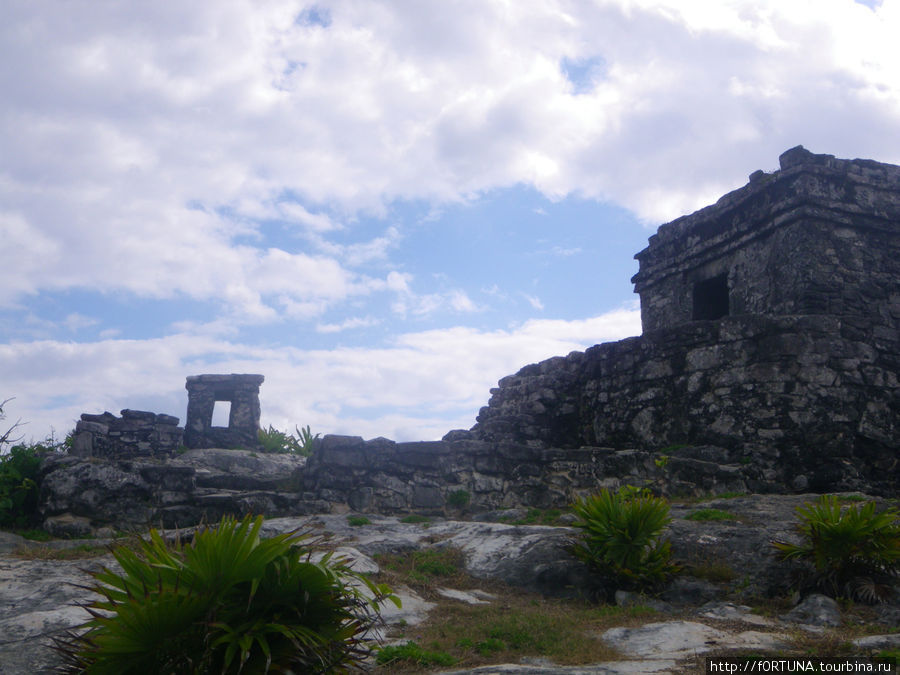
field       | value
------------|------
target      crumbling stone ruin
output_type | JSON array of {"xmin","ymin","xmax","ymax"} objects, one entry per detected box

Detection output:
[
  {"xmin": 70, "ymin": 409, "xmax": 183, "ymax": 459},
  {"xmin": 42, "ymin": 147, "xmax": 898, "ymax": 532},
  {"xmin": 184, "ymin": 374, "xmax": 264, "ymax": 449},
  {"xmin": 467, "ymin": 146, "xmax": 898, "ymax": 494},
  {"xmin": 69, "ymin": 374, "xmax": 265, "ymax": 458},
  {"xmin": 307, "ymin": 146, "xmax": 898, "ymax": 506}
]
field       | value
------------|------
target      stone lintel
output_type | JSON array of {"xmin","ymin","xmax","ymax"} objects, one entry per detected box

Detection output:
[{"xmin": 185, "ymin": 374, "xmax": 265, "ymax": 388}]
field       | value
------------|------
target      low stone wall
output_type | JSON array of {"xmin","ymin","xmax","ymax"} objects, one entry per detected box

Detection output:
[
  {"xmin": 70, "ymin": 409, "xmax": 184, "ymax": 459},
  {"xmin": 300, "ymin": 434, "xmax": 750, "ymax": 514}
]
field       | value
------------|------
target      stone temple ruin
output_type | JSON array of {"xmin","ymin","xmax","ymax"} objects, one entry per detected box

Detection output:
[
  {"xmin": 71, "ymin": 374, "xmax": 265, "ymax": 458},
  {"xmin": 48, "ymin": 147, "xmax": 898, "ymax": 532},
  {"xmin": 183, "ymin": 374, "xmax": 264, "ymax": 450}
]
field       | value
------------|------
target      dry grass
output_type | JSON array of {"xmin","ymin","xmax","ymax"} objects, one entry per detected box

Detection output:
[
  {"xmin": 371, "ymin": 546, "xmax": 667, "ymax": 672},
  {"xmin": 12, "ymin": 542, "xmax": 112, "ymax": 560}
]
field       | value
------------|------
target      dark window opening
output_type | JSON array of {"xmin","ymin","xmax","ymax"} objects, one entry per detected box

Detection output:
[{"xmin": 692, "ymin": 274, "xmax": 729, "ymax": 321}]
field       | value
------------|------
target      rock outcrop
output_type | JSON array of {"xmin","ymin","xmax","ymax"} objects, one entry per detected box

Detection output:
[{"xmin": 38, "ymin": 448, "xmax": 322, "ymax": 536}]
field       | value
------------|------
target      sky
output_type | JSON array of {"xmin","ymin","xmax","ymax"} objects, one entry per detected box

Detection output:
[{"xmin": 2, "ymin": 0, "xmax": 899, "ymax": 444}]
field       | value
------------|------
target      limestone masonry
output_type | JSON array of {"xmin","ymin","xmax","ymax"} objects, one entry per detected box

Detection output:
[{"xmin": 46, "ymin": 147, "xmax": 899, "ymax": 531}]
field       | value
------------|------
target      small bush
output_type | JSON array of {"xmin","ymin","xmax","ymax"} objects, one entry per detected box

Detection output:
[
  {"xmin": 0, "ymin": 444, "xmax": 48, "ymax": 529},
  {"xmin": 54, "ymin": 514, "xmax": 398, "ymax": 673},
  {"xmin": 571, "ymin": 486, "xmax": 678, "ymax": 591},
  {"xmin": 772, "ymin": 495, "xmax": 900, "ymax": 603},
  {"xmin": 447, "ymin": 489, "xmax": 471, "ymax": 508},
  {"xmin": 347, "ymin": 515, "xmax": 371, "ymax": 527},
  {"xmin": 257, "ymin": 424, "xmax": 319, "ymax": 455}
]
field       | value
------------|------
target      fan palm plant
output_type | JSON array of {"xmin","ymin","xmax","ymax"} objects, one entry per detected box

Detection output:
[
  {"xmin": 571, "ymin": 486, "xmax": 677, "ymax": 592},
  {"xmin": 773, "ymin": 495, "xmax": 900, "ymax": 603},
  {"xmin": 54, "ymin": 514, "xmax": 398, "ymax": 673}
]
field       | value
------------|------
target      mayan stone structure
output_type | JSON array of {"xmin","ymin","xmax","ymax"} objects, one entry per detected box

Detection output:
[
  {"xmin": 469, "ymin": 147, "xmax": 899, "ymax": 495},
  {"xmin": 184, "ymin": 374, "xmax": 264, "ymax": 449}
]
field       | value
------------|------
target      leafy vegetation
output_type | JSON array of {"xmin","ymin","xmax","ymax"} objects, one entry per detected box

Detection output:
[
  {"xmin": 0, "ymin": 442, "xmax": 54, "ymax": 529},
  {"xmin": 447, "ymin": 489, "xmax": 470, "ymax": 508},
  {"xmin": 257, "ymin": 424, "xmax": 320, "ymax": 456},
  {"xmin": 347, "ymin": 515, "xmax": 371, "ymax": 527},
  {"xmin": 571, "ymin": 486, "xmax": 678, "ymax": 592},
  {"xmin": 54, "ymin": 514, "xmax": 398, "ymax": 674},
  {"xmin": 772, "ymin": 495, "xmax": 900, "ymax": 603}
]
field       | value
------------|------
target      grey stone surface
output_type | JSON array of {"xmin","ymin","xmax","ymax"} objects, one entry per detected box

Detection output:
[
  {"xmin": 37, "ymin": 448, "xmax": 316, "ymax": 532},
  {"xmin": 0, "ymin": 556, "xmax": 110, "ymax": 674},
  {"xmin": 780, "ymin": 593, "xmax": 842, "ymax": 627},
  {"xmin": 600, "ymin": 620, "xmax": 787, "ymax": 658}
]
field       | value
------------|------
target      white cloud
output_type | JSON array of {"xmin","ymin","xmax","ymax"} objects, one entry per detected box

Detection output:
[
  {"xmin": 316, "ymin": 316, "xmax": 379, "ymax": 333},
  {"xmin": 523, "ymin": 294, "xmax": 545, "ymax": 311},
  {"xmin": 4, "ymin": 0, "xmax": 900, "ymax": 312},
  {"xmin": 0, "ymin": 306, "xmax": 640, "ymax": 443}
]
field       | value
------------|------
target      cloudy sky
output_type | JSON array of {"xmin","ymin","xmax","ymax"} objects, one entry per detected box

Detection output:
[{"xmin": 2, "ymin": 0, "xmax": 898, "ymax": 444}]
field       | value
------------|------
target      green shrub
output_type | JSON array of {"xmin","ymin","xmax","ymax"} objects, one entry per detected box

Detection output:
[
  {"xmin": 447, "ymin": 489, "xmax": 470, "ymax": 508},
  {"xmin": 54, "ymin": 514, "xmax": 398, "ymax": 674},
  {"xmin": 0, "ymin": 444, "xmax": 47, "ymax": 529},
  {"xmin": 772, "ymin": 495, "xmax": 900, "ymax": 603},
  {"xmin": 347, "ymin": 515, "xmax": 371, "ymax": 527},
  {"xmin": 571, "ymin": 487, "xmax": 678, "ymax": 591},
  {"xmin": 257, "ymin": 424, "xmax": 319, "ymax": 456}
]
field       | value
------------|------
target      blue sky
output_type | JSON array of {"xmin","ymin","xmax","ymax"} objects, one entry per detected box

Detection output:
[{"xmin": 2, "ymin": 0, "xmax": 899, "ymax": 443}]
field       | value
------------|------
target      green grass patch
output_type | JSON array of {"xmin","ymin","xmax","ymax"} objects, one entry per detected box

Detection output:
[
  {"xmin": 17, "ymin": 528, "xmax": 52, "ymax": 541},
  {"xmin": 347, "ymin": 515, "xmax": 371, "ymax": 527},
  {"xmin": 384, "ymin": 595, "xmax": 629, "ymax": 671},
  {"xmin": 686, "ymin": 508, "xmax": 738, "ymax": 522},
  {"xmin": 374, "ymin": 547, "xmax": 467, "ymax": 589},
  {"xmin": 376, "ymin": 641, "xmax": 455, "ymax": 668}
]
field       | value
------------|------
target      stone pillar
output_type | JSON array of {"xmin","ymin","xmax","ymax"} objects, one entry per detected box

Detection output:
[{"xmin": 184, "ymin": 374, "xmax": 264, "ymax": 449}]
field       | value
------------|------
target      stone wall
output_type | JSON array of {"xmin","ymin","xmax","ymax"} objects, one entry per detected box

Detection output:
[
  {"xmin": 300, "ymin": 434, "xmax": 749, "ymax": 515},
  {"xmin": 70, "ymin": 409, "xmax": 183, "ymax": 459},
  {"xmin": 471, "ymin": 313, "xmax": 898, "ymax": 495}
]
